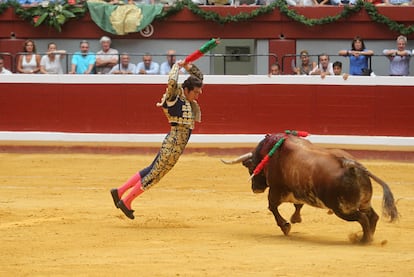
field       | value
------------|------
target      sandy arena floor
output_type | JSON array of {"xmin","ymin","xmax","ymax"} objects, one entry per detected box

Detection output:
[{"xmin": 0, "ymin": 150, "xmax": 413, "ymax": 276}]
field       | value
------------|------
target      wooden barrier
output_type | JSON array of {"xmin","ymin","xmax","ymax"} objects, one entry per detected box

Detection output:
[{"xmin": 1, "ymin": 75, "xmax": 414, "ymax": 137}]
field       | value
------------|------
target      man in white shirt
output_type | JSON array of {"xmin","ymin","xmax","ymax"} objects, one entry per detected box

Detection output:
[
  {"xmin": 160, "ymin": 49, "xmax": 186, "ymax": 75},
  {"xmin": 310, "ymin": 53, "xmax": 334, "ymax": 78},
  {"xmin": 0, "ymin": 56, "xmax": 12, "ymax": 74},
  {"xmin": 109, "ymin": 54, "xmax": 136, "ymax": 74},
  {"xmin": 135, "ymin": 53, "xmax": 160, "ymax": 74}
]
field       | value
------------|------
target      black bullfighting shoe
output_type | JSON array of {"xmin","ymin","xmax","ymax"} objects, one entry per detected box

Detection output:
[
  {"xmin": 118, "ymin": 200, "xmax": 135, "ymax": 220},
  {"xmin": 110, "ymin": 189, "xmax": 120, "ymax": 208}
]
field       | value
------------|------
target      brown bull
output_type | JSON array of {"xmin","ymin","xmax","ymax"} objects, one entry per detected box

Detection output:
[{"xmin": 222, "ymin": 133, "xmax": 398, "ymax": 243}]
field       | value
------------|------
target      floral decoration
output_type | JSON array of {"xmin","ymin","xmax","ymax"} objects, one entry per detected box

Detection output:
[
  {"xmin": 14, "ymin": 0, "xmax": 87, "ymax": 32},
  {"xmin": 0, "ymin": 0, "xmax": 413, "ymax": 35}
]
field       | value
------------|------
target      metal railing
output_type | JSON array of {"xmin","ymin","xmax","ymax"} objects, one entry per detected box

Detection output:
[
  {"xmin": 281, "ymin": 54, "xmax": 373, "ymax": 75},
  {"xmin": 7, "ymin": 52, "xmax": 278, "ymax": 75}
]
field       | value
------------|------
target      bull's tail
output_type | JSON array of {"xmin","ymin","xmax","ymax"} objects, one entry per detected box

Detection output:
[{"xmin": 341, "ymin": 158, "xmax": 399, "ymax": 222}]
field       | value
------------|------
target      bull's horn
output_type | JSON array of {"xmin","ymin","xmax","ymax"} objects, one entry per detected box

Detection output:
[{"xmin": 221, "ymin": 152, "xmax": 253, "ymax": 164}]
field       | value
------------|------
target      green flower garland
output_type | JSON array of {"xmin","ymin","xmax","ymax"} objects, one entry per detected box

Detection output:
[
  {"xmin": 0, "ymin": 0, "xmax": 413, "ymax": 35},
  {"xmin": 157, "ymin": 0, "xmax": 414, "ymax": 35}
]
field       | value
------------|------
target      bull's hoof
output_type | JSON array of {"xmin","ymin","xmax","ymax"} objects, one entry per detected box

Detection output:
[
  {"xmin": 290, "ymin": 214, "xmax": 302, "ymax": 224},
  {"xmin": 360, "ymin": 235, "xmax": 373, "ymax": 244},
  {"xmin": 281, "ymin": 222, "xmax": 291, "ymax": 236}
]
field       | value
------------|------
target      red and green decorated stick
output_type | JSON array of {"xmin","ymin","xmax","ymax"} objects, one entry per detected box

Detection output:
[
  {"xmin": 250, "ymin": 130, "xmax": 309, "ymax": 178},
  {"xmin": 184, "ymin": 38, "xmax": 220, "ymax": 64}
]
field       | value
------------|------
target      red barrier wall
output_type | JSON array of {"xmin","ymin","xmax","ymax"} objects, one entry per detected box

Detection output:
[{"xmin": 1, "ymin": 76, "xmax": 413, "ymax": 136}]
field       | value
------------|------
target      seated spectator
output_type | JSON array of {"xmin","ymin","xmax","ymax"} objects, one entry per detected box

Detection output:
[
  {"xmin": 135, "ymin": 53, "xmax": 159, "ymax": 75},
  {"xmin": 40, "ymin": 42, "xmax": 66, "ymax": 74},
  {"xmin": 310, "ymin": 53, "xmax": 334, "ymax": 78},
  {"xmin": 18, "ymin": 0, "xmax": 41, "ymax": 6},
  {"xmin": 333, "ymin": 61, "xmax": 349, "ymax": 80},
  {"xmin": 383, "ymin": 0, "xmax": 413, "ymax": 5},
  {"xmin": 17, "ymin": 39, "xmax": 41, "ymax": 74},
  {"xmin": 292, "ymin": 50, "xmax": 317, "ymax": 75},
  {"xmin": 160, "ymin": 50, "xmax": 185, "ymax": 75},
  {"xmin": 95, "ymin": 36, "xmax": 119, "ymax": 74},
  {"xmin": 192, "ymin": 0, "xmax": 207, "ymax": 4},
  {"xmin": 330, "ymin": 0, "xmax": 357, "ymax": 5},
  {"xmin": 268, "ymin": 63, "xmax": 281, "ymax": 76},
  {"xmin": 207, "ymin": 0, "xmax": 232, "ymax": 4},
  {"xmin": 109, "ymin": 53, "xmax": 136, "ymax": 74},
  {"xmin": 69, "ymin": 40, "xmax": 96, "ymax": 74},
  {"xmin": 313, "ymin": 0, "xmax": 330, "ymax": 5},
  {"xmin": 365, "ymin": 0, "xmax": 384, "ymax": 4},
  {"xmin": 383, "ymin": 35, "xmax": 411, "ymax": 76},
  {"xmin": 0, "ymin": 55, "xmax": 12, "ymax": 75},
  {"xmin": 338, "ymin": 36, "xmax": 373, "ymax": 76}
]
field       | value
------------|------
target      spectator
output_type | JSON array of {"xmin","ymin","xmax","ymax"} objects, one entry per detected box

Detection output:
[
  {"xmin": 365, "ymin": 0, "xmax": 384, "ymax": 4},
  {"xmin": 383, "ymin": 35, "xmax": 412, "ymax": 76},
  {"xmin": 330, "ymin": 0, "xmax": 357, "ymax": 5},
  {"xmin": 17, "ymin": 39, "xmax": 41, "ymax": 74},
  {"xmin": 383, "ymin": 0, "xmax": 413, "ymax": 5},
  {"xmin": 160, "ymin": 50, "xmax": 186, "ymax": 75},
  {"xmin": 109, "ymin": 53, "xmax": 136, "ymax": 74},
  {"xmin": 0, "ymin": 55, "xmax": 12, "ymax": 75},
  {"xmin": 135, "ymin": 53, "xmax": 160, "ymax": 74},
  {"xmin": 18, "ymin": 0, "xmax": 41, "ymax": 6},
  {"xmin": 40, "ymin": 42, "xmax": 66, "ymax": 74},
  {"xmin": 69, "ymin": 40, "xmax": 96, "ymax": 74},
  {"xmin": 286, "ymin": 0, "xmax": 314, "ymax": 5},
  {"xmin": 310, "ymin": 53, "xmax": 334, "ymax": 78},
  {"xmin": 95, "ymin": 36, "xmax": 119, "ymax": 74},
  {"xmin": 268, "ymin": 63, "xmax": 281, "ymax": 76},
  {"xmin": 292, "ymin": 50, "xmax": 317, "ymax": 75},
  {"xmin": 338, "ymin": 36, "xmax": 373, "ymax": 76},
  {"xmin": 313, "ymin": 0, "xmax": 330, "ymax": 5},
  {"xmin": 333, "ymin": 61, "xmax": 349, "ymax": 80}
]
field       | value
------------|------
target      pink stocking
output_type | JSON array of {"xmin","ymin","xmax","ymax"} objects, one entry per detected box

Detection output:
[
  {"xmin": 122, "ymin": 184, "xmax": 144, "ymax": 210},
  {"xmin": 117, "ymin": 172, "xmax": 141, "ymax": 198}
]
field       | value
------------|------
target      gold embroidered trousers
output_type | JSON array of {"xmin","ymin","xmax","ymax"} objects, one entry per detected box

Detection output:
[{"xmin": 140, "ymin": 124, "xmax": 192, "ymax": 190}]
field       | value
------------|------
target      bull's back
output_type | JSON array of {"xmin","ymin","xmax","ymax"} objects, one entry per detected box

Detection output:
[{"xmin": 267, "ymin": 138, "xmax": 352, "ymax": 208}]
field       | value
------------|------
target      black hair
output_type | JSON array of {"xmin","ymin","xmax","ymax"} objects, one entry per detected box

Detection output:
[
  {"xmin": 182, "ymin": 76, "xmax": 203, "ymax": 91},
  {"xmin": 333, "ymin": 61, "xmax": 342, "ymax": 68}
]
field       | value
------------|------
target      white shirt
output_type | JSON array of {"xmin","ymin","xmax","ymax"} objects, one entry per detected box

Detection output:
[
  {"xmin": 40, "ymin": 54, "xmax": 63, "ymax": 74},
  {"xmin": 310, "ymin": 62, "xmax": 334, "ymax": 76},
  {"xmin": 109, "ymin": 63, "xmax": 136, "ymax": 74},
  {"xmin": 135, "ymin": 61, "xmax": 160, "ymax": 74}
]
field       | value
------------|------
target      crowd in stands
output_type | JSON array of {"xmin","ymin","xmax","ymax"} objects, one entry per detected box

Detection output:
[
  {"xmin": 14, "ymin": 0, "xmax": 414, "ymax": 6},
  {"xmin": 268, "ymin": 35, "xmax": 412, "ymax": 77},
  {"xmin": 1, "ymin": 35, "xmax": 412, "ymax": 76}
]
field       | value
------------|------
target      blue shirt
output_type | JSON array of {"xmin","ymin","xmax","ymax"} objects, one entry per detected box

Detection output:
[
  {"xmin": 388, "ymin": 0, "xmax": 411, "ymax": 4},
  {"xmin": 348, "ymin": 50, "xmax": 370, "ymax": 76},
  {"xmin": 71, "ymin": 52, "xmax": 96, "ymax": 74},
  {"xmin": 135, "ymin": 61, "xmax": 159, "ymax": 74}
]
